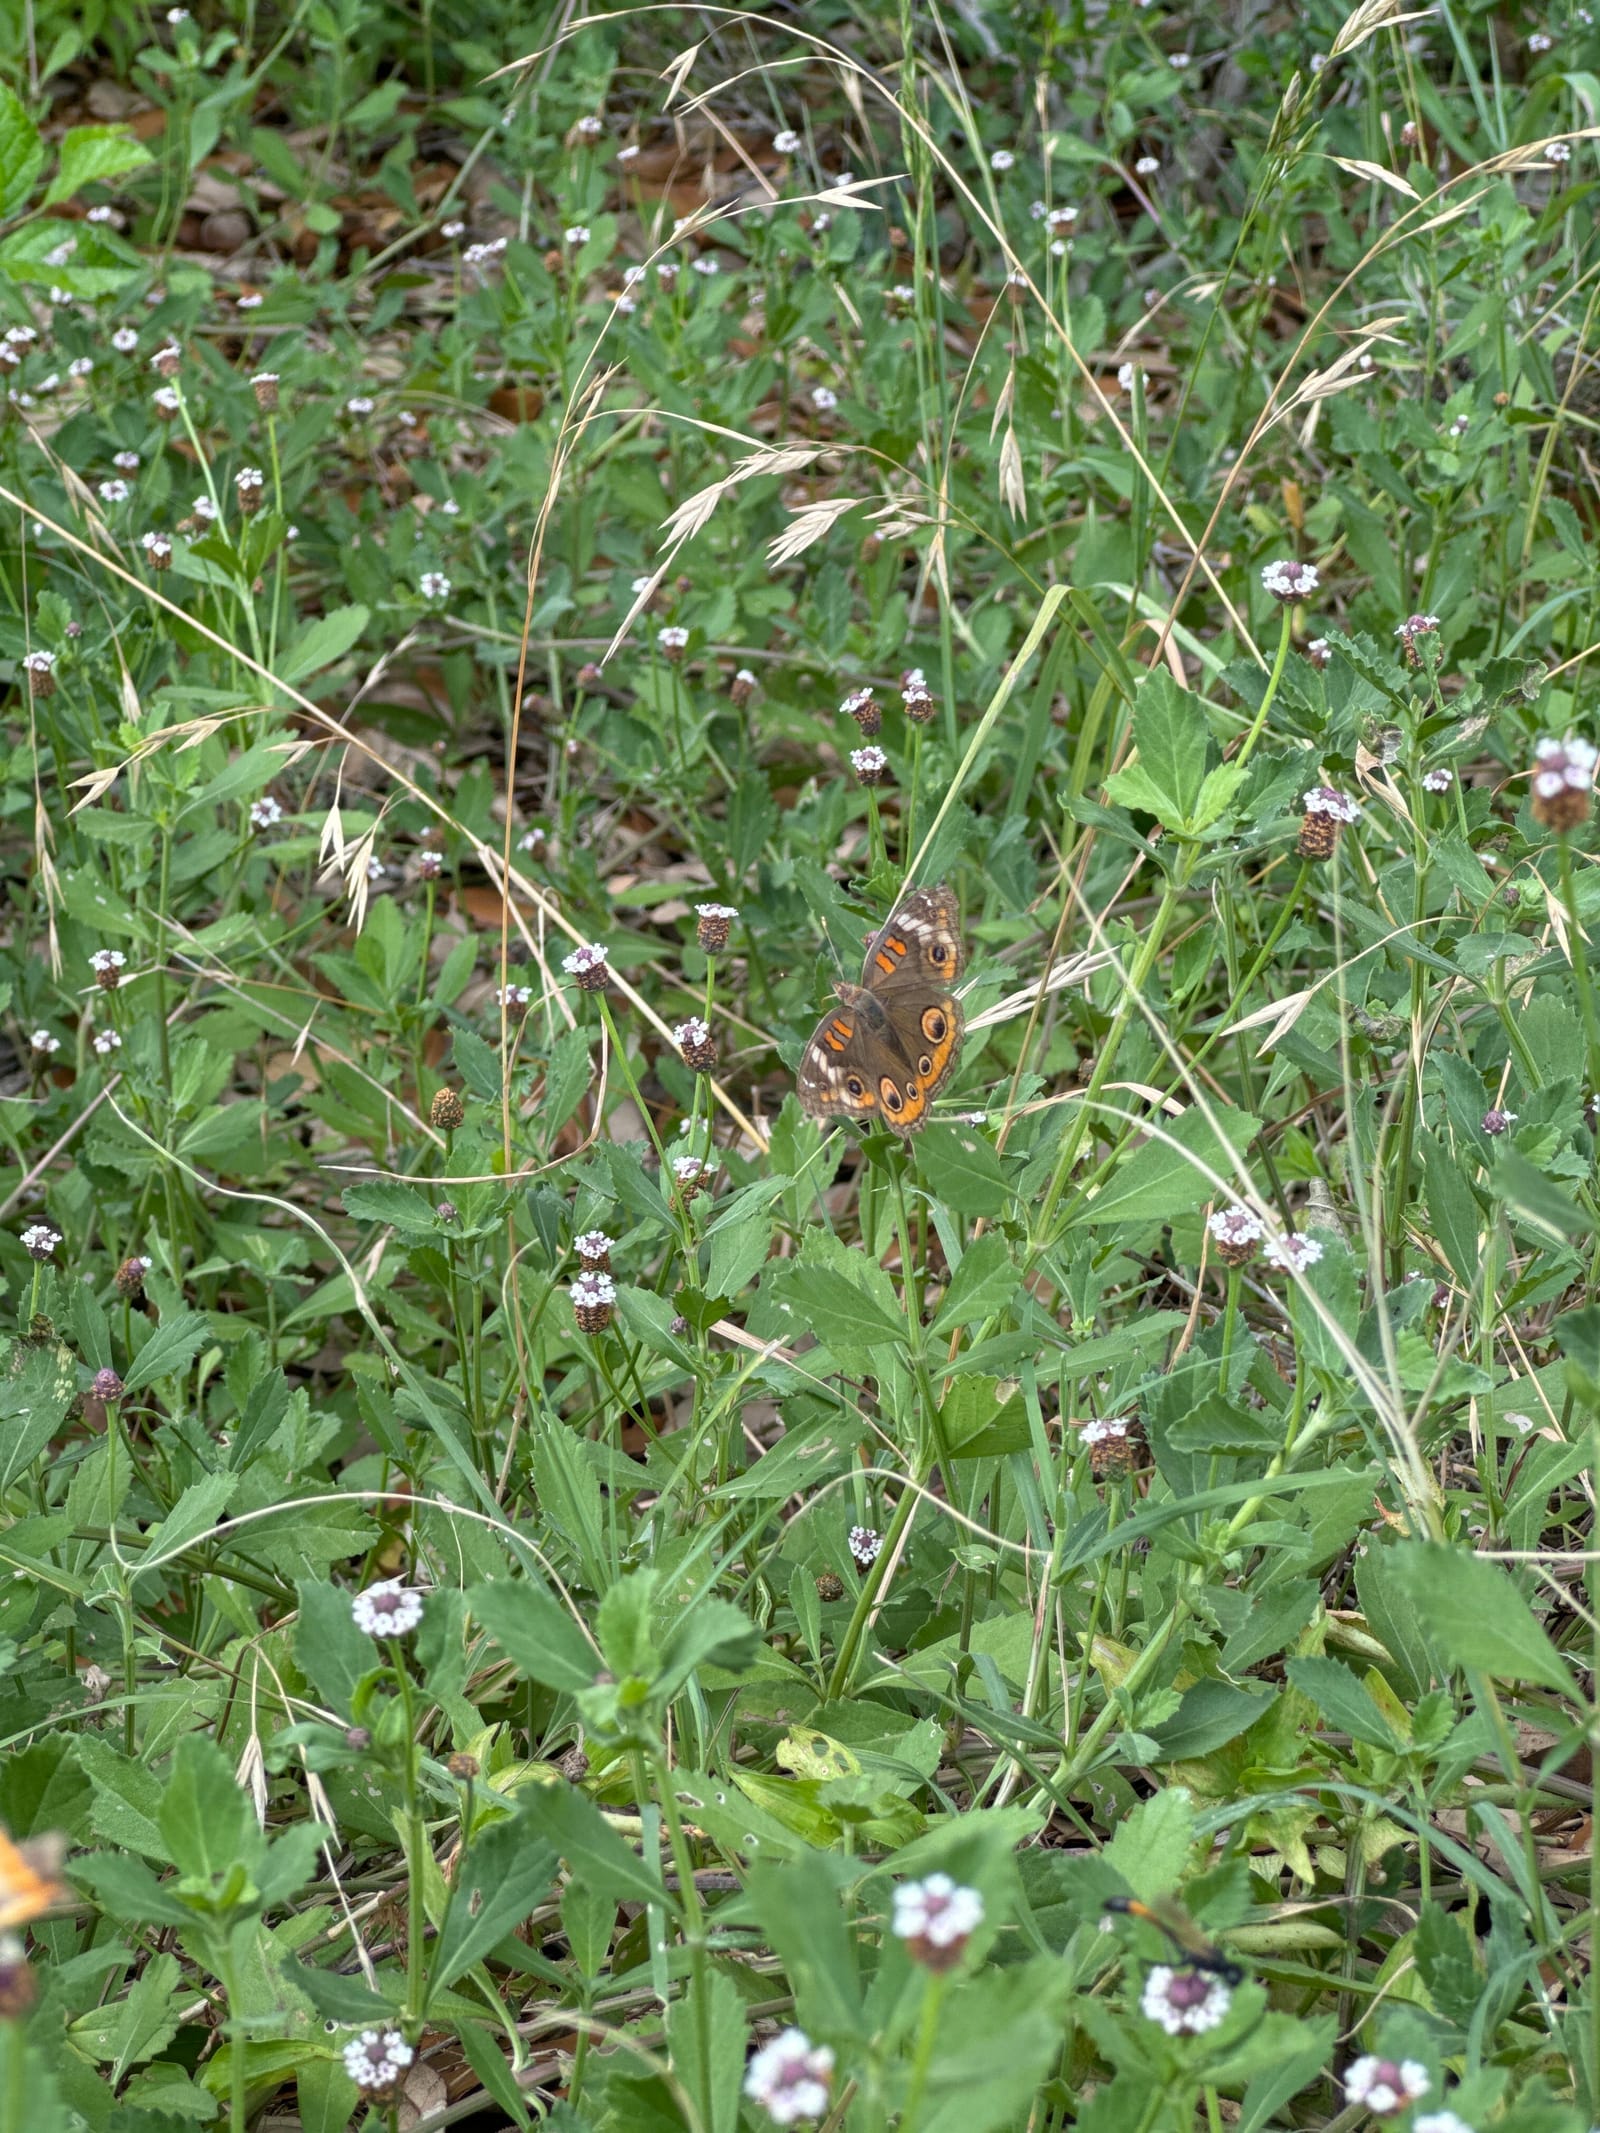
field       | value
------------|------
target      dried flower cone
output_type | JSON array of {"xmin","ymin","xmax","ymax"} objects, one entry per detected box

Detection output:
[
  {"xmin": 1213, "ymin": 1233, "xmax": 1259, "ymax": 1269},
  {"xmin": 1088, "ymin": 1419, "xmax": 1143, "ymax": 1481},
  {"xmin": 1533, "ymin": 785, "xmax": 1591, "ymax": 833},
  {"xmin": 430, "ymin": 1088, "xmax": 465, "ymax": 1132},
  {"xmin": 114, "ymin": 1256, "xmax": 149, "ymax": 1301},
  {"xmin": 695, "ymin": 905, "xmax": 737, "ymax": 954},
  {"xmin": 816, "ymin": 1571, "xmax": 846, "ymax": 1601},
  {"xmin": 1296, "ymin": 811, "xmax": 1339, "ymax": 860}
]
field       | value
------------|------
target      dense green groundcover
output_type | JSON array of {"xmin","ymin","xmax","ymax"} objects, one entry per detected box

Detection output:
[{"xmin": 3, "ymin": 0, "xmax": 1600, "ymax": 2128}]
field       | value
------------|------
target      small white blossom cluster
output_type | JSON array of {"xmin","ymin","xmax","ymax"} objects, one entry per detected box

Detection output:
[
  {"xmin": 848, "ymin": 1525, "xmax": 882, "ymax": 1567},
  {"xmin": 496, "ymin": 982, "xmax": 532, "ymax": 1009},
  {"xmin": 20, "ymin": 1224, "xmax": 60, "ymax": 1259},
  {"xmin": 420, "ymin": 571, "xmax": 450, "ymax": 601},
  {"xmin": 351, "ymin": 1580, "xmax": 424, "ymax": 1637},
  {"xmin": 1208, "ymin": 1204, "xmax": 1265, "ymax": 1251},
  {"xmin": 571, "ymin": 1269, "xmax": 616, "ymax": 1312},
  {"xmin": 892, "ymin": 1874, "xmax": 984, "ymax": 1963},
  {"xmin": 1343, "ymin": 2057, "xmax": 1430, "ymax": 2116},
  {"xmin": 1302, "ymin": 786, "xmax": 1361, "ymax": 823},
  {"xmin": 1141, "ymin": 1965, "xmax": 1233, "ymax": 2035},
  {"xmin": 1261, "ymin": 558, "xmax": 1320, "ymax": 601},
  {"xmin": 250, "ymin": 795, "xmax": 283, "ymax": 830},
  {"xmin": 1262, "ymin": 1232, "xmax": 1325, "ymax": 1274},
  {"xmin": 574, "ymin": 1229, "xmax": 615, "ymax": 1262},
  {"xmin": 743, "ymin": 2029, "xmax": 833, "ymax": 2124},
  {"xmin": 1532, "ymin": 734, "xmax": 1597, "ymax": 801},
  {"xmin": 341, "ymin": 2029, "xmax": 415, "ymax": 2091},
  {"xmin": 563, "ymin": 943, "xmax": 608, "ymax": 980},
  {"xmin": 1082, "ymin": 1415, "xmax": 1131, "ymax": 1447}
]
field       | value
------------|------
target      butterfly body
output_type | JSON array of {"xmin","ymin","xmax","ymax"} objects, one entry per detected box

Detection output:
[{"xmin": 797, "ymin": 885, "xmax": 965, "ymax": 1134}]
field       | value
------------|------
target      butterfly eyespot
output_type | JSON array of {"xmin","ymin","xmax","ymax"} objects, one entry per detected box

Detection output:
[
  {"xmin": 847, "ymin": 1076, "xmax": 865, "ymax": 1098},
  {"xmin": 880, "ymin": 1078, "xmax": 905, "ymax": 1113},
  {"xmin": 922, "ymin": 1007, "xmax": 948, "ymax": 1043},
  {"xmin": 906, "ymin": 1082, "xmax": 919, "ymax": 1098},
  {"xmin": 917, "ymin": 1053, "xmax": 934, "ymax": 1075},
  {"xmin": 931, "ymin": 940, "xmax": 951, "ymax": 964}
]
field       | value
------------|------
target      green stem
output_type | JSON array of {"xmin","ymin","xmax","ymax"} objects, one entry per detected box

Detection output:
[
  {"xmin": 825, "ymin": 1476, "xmax": 924, "ymax": 1702},
  {"xmin": 1233, "ymin": 606, "xmax": 1294, "ymax": 773},
  {"xmin": 1558, "ymin": 833, "xmax": 1600, "ymax": 1098},
  {"xmin": 900, "ymin": 1972, "xmax": 949, "ymax": 2133},
  {"xmin": 393, "ymin": 1647, "xmax": 430, "ymax": 2026}
]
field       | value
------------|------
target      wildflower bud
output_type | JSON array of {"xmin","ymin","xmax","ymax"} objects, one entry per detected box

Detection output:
[
  {"xmin": 1530, "ymin": 735, "xmax": 1597, "ymax": 832},
  {"xmin": 1394, "ymin": 611, "xmax": 1440, "ymax": 667},
  {"xmin": 729, "ymin": 666, "xmax": 758, "ymax": 707},
  {"xmin": 851, "ymin": 744, "xmax": 891, "ymax": 787},
  {"xmin": 571, "ymin": 1269, "xmax": 616, "ymax": 1333},
  {"xmin": 892, "ymin": 1875, "xmax": 984, "ymax": 1972},
  {"xmin": 416, "ymin": 850, "xmax": 442, "ymax": 879},
  {"xmin": 1260, "ymin": 557, "xmax": 1320, "ymax": 603},
  {"xmin": 671, "ymin": 1154, "xmax": 711, "ymax": 1201},
  {"xmin": 435, "ymin": 1201, "xmax": 458, "ymax": 1224},
  {"xmin": 90, "ymin": 1367, "xmax": 125, "ymax": 1403},
  {"xmin": 1343, "ymin": 2057, "xmax": 1430, "ymax": 2118},
  {"xmin": 840, "ymin": 686, "xmax": 881, "ymax": 737},
  {"xmin": 151, "ymin": 343, "xmax": 181, "ymax": 378},
  {"xmin": 848, "ymin": 1525, "xmax": 882, "ymax": 1571},
  {"xmin": 1082, "ymin": 1413, "xmax": 1141, "ymax": 1480},
  {"xmin": 141, "ymin": 531, "xmax": 172, "ymax": 569},
  {"xmin": 557, "ymin": 1744, "xmax": 590, "ymax": 1782},
  {"xmin": 0, "ymin": 1937, "xmax": 37, "ymax": 2019},
  {"xmin": 1306, "ymin": 636, "xmax": 1331, "ymax": 669},
  {"xmin": 744, "ymin": 2031, "xmax": 835, "ymax": 2124},
  {"xmin": 342, "ymin": 2030, "xmax": 414, "ymax": 2100},
  {"xmin": 903, "ymin": 684, "xmax": 936, "ymax": 724},
  {"xmin": 674, "ymin": 1016, "xmax": 718, "ymax": 1072},
  {"xmin": 446, "ymin": 1752, "xmax": 480, "ymax": 1780},
  {"xmin": 658, "ymin": 625, "xmax": 689, "ymax": 662},
  {"xmin": 1142, "ymin": 1966, "xmax": 1234, "ymax": 2035},
  {"xmin": 23, "ymin": 650, "xmax": 55, "ymax": 698},
  {"xmin": 816, "ymin": 1570, "xmax": 845, "ymax": 1601},
  {"xmin": 344, "ymin": 1725, "xmax": 372, "ymax": 1750},
  {"xmin": 20, "ymin": 1223, "xmax": 60, "ymax": 1261},
  {"xmin": 152, "ymin": 386, "xmax": 180, "ymax": 419},
  {"xmin": 576, "ymin": 661, "xmax": 604, "ymax": 687},
  {"xmin": 251, "ymin": 371, "xmax": 279, "ymax": 411},
  {"xmin": 235, "ymin": 466, "xmax": 264, "ymax": 514},
  {"xmin": 563, "ymin": 943, "xmax": 609, "ymax": 992},
  {"xmin": 90, "ymin": 948, "xmax": 126, "ymax": 990},
  {"xmin": 1481, "ymin": 1107, "xmax": 1517, "ymax": 1136},
  {"xmin": 1207, "ymin": 1203, "xmax": 1265, "ymax": 1267},
  {"xmin": 1297, "ymin": 784, "xmax": 1361, "ymax": 859},
  {"xmin": 115, "ymin": 1254, "xmax": 151, "ymax": 1300},
  {"xmin": 670, "ymin": 1312, "xmax": 689, "ymax": 1336},
  {"xmin": 695, "ymin": 902, "xmax": 738, "ymax": 953},
  {"xmin": 1400, "ymin": 119, "xmax": 1420, "ymax": 147},
  {"xmin": 574, "ymin": 1229, "xmax": 615, "ymax": 1273},
  {"xmin": 430, "ymin": 1087, "xmax": 465, "ymax": 1133},
  {"xmin": 351, "ymin": 1579, "xmax": 423, "ymax": 1636}
]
